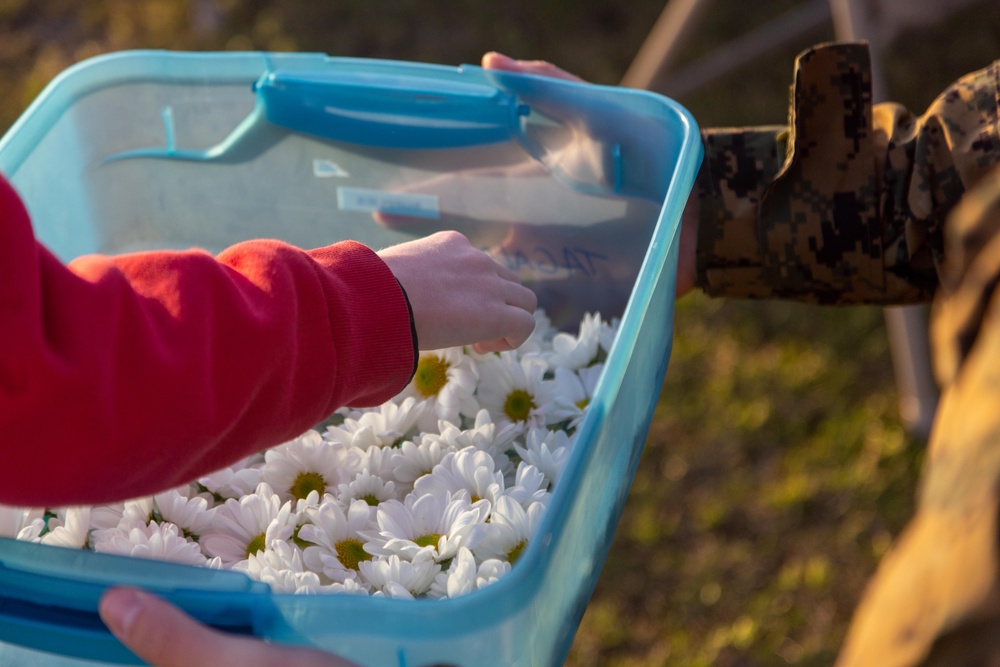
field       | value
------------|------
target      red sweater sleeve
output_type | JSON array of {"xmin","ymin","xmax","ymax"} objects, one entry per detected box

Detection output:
[{"xmin": 0, "ymin": 175, "xmax": 415, "ymax": 506}]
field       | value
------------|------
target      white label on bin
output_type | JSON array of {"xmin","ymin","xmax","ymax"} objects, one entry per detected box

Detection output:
[
  {"xmin": 313, "ymin": 159, "xmax": 350, "ymax": 178},
  {"xmin": 337, "ymin": 187, "xmax": 440, "ymax": 220}
]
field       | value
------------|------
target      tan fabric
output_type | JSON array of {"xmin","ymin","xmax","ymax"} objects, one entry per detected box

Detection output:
[{"xmin": 838, "ymin": 172, "xmax": 1000, "ymax": 667}]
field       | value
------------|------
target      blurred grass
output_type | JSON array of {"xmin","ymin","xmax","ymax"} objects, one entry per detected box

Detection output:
[
  {"xmin": 1, "ymin": 1, "xmax": 998, "ymax": 664},
  {"xmin": 570, "ymin": 297, "xmax": 921, "ymax": 666}
]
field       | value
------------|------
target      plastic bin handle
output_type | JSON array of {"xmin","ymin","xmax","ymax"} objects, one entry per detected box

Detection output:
[
  {"xmin": 0, "ymin": 538, "xmax": 269, "ymax": 665},
  {"xmin": 256, "ymin": 70, "xmax": 531, "ymax": 149},
  {"xmin": 0, "ymin": 590, "xmax": 259, "ymax": 665}
]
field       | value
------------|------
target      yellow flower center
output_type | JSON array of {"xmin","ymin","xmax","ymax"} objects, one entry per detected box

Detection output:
[
  {"xmin": 507, "ymin": 539, "xmax": 527, "ymax": 564},
  {"xmin": 504, "ymin": 389, "xmax": 535, "ymax": 422},
  {"xmin": 414, "ymin": 533, "xmax": 441, "ymax": 549},
  {"xmin": 246, "ymin": 532, "xmax": 267, "ymax": 558},
  {"xmin": 576, "ymin": 397, "xmax": 590, "ymax": 410},
  {"xmin": 414, "ymin": 355, "xmax": 450, "ymax": 398},
  {"xmin": 361, "ymin": 494, "xmax": 380, "ymax": 506},
  {"xmin": 290, "ymin": 471, "xmax": 326, "ymax": 501},
  {"xmin": 334, "ymin": 538, "xmax": 371, "ymax": 571}
]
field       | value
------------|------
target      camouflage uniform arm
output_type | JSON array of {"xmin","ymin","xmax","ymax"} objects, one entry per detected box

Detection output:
[
  {"xmin": 687, "ymin": 41, "xmax": 1000, "ymax": 666},
  {"xmin": 695, "ymin": 42, "xmax": 1000, "ymax": 305}
]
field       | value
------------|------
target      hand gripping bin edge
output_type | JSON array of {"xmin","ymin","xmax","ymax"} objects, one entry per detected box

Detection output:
[{"xmin": 0, "ymin": 50, "xmax": 702, "ymax": 667}]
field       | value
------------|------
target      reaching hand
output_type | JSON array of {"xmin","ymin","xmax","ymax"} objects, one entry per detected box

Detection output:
[
  {"xmin": 377, "ymin": 230, "xmax": 538, "ymax": 353},
  {"xmin": 99, "ymin": 587, "xmax": 359, "ymax": 667},
  {"xmin": 481, "ymin": 52, "xmax": 585, "ymax": 83},
  {"xmin": 480, "ymin": 51, "xmax": 701, "ymax": 299}
]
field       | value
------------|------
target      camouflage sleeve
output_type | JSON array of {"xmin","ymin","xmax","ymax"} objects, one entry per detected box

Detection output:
[{"xmin": 694, "ymin": 41, "xmax": 1000, "ymax": 305}]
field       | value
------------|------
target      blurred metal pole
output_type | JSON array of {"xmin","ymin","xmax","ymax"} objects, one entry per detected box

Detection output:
[
  {"xmin": 829, "ymin": 0, "xmax": 940, "ymax": 439},
  {"xmin": 620, "ymin": 0, "xmax": 712, "ymax": 90},
  {"xmin": 656, "ymin": 0, "xmax": 831, "ymax": 97},
  {"xmin": 829, "ymin": 0, "xmax": 889, "ymax": 95}
]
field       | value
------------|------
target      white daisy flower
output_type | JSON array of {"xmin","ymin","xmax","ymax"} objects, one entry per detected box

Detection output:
[
  {"xmin": 412, "ymin": 447, "xmax": 505, "ymax": 507},
  {"xmin": 89, "ymin": 502, "xmax": 129, "ymax": 531},
  {"xmin": 598, "ymin": 316, "xmax": 619, "ymax": 356},
  {"xmin": 261, "ymin": 430, "xmax": 363, "ymax": 502},
  {"xmin": 514, "ymin": 428, "xmax": 576, "ymax": 489},
  {"xmin": 473, "ymin": 496, "xmax": 545, "ymax": 566},
  {"xmin": 427, "ymin": 409, "xmax": 523, "ymax": 460},
  {"xmin": 476, "ymin": 558, "xmax": 512, "ymax": 589},
  {"xmin": 394, "ymin": 347, "xmax": 480, "ymax": 432},
  {"xmin": 337, "ymin": 469, "xmax": 398, "ymax": 513},
  {"xmin": 93, "ymin": 521, "xmax": 208, "ymax": 567},
  {"xmin": 240, "ymin": 557, "xmax": 308, "ymax": 594},
  {"xmin": 293, "ymin": 490, "xmax": 323, "ymax": 512},
  {"xmin": 325, "ymin": 397, "xmax": 426, "ymax": 450},
  {"xmin": 545, "ymin": 312, "xmax": 604, "ymax": 370},
  {"xmin": 152, "ymin": 489, "xmax": 216, "ymax": 539},
  {"xmin": 389, "ymin": 437, "xmax": 452, "ymax": 487},
  {"xmin": 115, "ymin": 497, "xmax": 155, "ymax": 527},
  {"xmin": 427, "ymin": 546, "xmax": 478, "ymax": 600},
  {"xmin": 201, "ymin": 483, "xmax": 297, "ymax": 566},
  {"xmin": 322, "ymin": 577, "xmax": 372, "ymax": 596},
  {"xmin": 236, "ymin": 540, "xmax": 337, "ymax": 594},
  {"xmin": 358, "ymin": 553, "xmax": 440, "ymax": 599},
  {"xmin": 476, "ymin": 352, "xmax": 556, "ymax": 428},
  {"xmin": 491, "ymin": 445, "xmax": 518, "ymax": 487},
  {"xmin": 503, "ymin": 463, "xmax": 552, "ymax": 510},
  {"xmin": 40, "ymin": 507, "xmax": 91, "ymax": 549},
  {"xmin": 287, "ymin": 490, "xmax": 323, "ymax": 551},
  {"xmin": 549, "ymin": 364, "xmax": 602, "ymax": 429},
  {"xmin": 88, "ymin": 501, "xmax": 151, "ymax": 551},
  {"xmin": 298, "ymin": 499, "xmax": 374, "ymax": 583},
  {"xmin": 358, "ymin": 445, "xmax": 401, "ymax": 486},
  {"xmin": 0, "ymin": 506, "xmax": 44, "ymax": 541},
  {"xmin": 198, "ymin": 458, "xmax": 262, "ymax": 501},
  {"xmin": 363, "ymin": 492, "xmax": 489, "ymax": 563}
]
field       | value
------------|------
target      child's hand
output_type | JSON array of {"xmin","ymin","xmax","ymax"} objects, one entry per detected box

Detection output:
[{"xmin": 378, "ymin": 231, "xmax": 537, "ymax": 353}]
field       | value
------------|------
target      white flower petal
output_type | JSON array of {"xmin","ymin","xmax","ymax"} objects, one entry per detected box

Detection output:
[{"xmin": 0, "ymin": 506, "xmax": 44, "ymax": 541}]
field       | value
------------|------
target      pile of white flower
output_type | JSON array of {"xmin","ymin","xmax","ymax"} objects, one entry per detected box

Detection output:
[{"xmin": 0, "ymin": 310, "xmax": 616, "ymax": 600}]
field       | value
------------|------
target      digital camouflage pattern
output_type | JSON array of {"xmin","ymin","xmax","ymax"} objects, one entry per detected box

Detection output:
[
  {"xmin": 695, "ymin": 42, "xmax": 1000, "ymax": 666},
  {"xmin": 696, "ymin": 41, "xmax": 998, "ymax": 304}
]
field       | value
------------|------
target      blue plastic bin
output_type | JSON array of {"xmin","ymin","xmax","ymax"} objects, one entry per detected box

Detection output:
[{"xmin": 0, "ymin": 50, "xmax": 701, "ymax": 666}]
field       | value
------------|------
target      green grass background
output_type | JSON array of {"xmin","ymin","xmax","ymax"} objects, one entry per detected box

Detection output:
[{"xmin": 1, "ymin": 1, "xmax": 998, "ymax": 664}]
